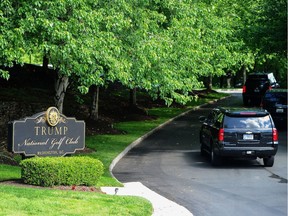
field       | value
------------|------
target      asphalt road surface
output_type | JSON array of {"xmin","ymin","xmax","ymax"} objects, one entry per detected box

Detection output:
[{"xmin": 113, "ymin": 92, "xmax": 287, "ymax": 216}]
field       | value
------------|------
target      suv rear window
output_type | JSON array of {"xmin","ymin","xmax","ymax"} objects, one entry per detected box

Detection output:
[
  {"xmin": 245, "ymin": 79, "xmax": 268, "ymax": 86},
  {"xmin": 223, "ymin": 116, "xmax": 272, "ymax": 129},
  {"xmin": 247, "ymin": 73, "xmax": 277, "ymax": 84}
]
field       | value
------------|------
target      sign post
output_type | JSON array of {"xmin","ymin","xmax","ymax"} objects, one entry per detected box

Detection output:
[{"xmin": 8, "ymin": 107, "xmax": 85, "ymax": 157}]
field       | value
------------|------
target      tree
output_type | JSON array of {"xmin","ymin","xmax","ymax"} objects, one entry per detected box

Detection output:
[
  {"xmin": 0, "ymin": 0, "xmax": 25, "ymax": 80},
  {"xmin": 1, "ymin": 0, "xmax": 286, "ymax": 113},
  {"xmin": 225, "ymin": 0, "xmax": 287, "ymax": 84},
  {"xmin": 158, "ymin": 0, "xmax": 239, "ymax": 99},
  {"xmin": 14, "ymin": 0, "xmax": 131, "ymax": 113},
  {"xmin": 252, "ymin": 0, "xmax": 287, "ymax": 84}
]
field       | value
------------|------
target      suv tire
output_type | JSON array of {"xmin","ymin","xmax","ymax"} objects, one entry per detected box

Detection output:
[
  {"xmin": 210, "ymin": 143, "xmax": 221, "ymax": 166},
  {"xmin": 200, "ymin": 144, "xmax": 206, "ymax": 156},
  {"xmin": 263, "ymin": 156, "xmax": 274, "ymax": 167}
]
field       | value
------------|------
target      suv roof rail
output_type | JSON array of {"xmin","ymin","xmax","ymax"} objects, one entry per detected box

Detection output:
[
  {"xmin": 249, "ymin": 71, "xmax": 273, "ymax": 75},
  {"xmin": 217, "ymin": 107, "xmax": 229, "ymax": 113},
  {"xmin": 217, "ymin": 106, "xmax": 270, "ymax": 116}
]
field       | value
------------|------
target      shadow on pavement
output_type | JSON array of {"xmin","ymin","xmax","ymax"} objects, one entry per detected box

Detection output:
[{"xmin": 184, "ymin": 151, "xmax": 265, "ymax": 169}]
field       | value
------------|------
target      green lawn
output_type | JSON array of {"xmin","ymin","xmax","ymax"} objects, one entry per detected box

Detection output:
[
  {"xmin": 0, "ymin": 91, "xmax": 228, "ymax": 215},
  {"xmin": 0, "ymin": 184, "xmax": 152, "ymax": 216}
]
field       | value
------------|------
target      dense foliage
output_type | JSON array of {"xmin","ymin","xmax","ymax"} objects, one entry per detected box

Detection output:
[
  {"xmin": 20, "ymin": 156, "xmax": 104, "ymax": 187},
  {"xmin": 0, "ymin": 0, "xmax": 286, "ymax": 108}
]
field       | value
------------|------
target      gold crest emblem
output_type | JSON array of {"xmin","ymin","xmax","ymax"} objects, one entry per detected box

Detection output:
[{"xmin": 46, "ymin": 107, "xmax": 60, "ymax": 126}]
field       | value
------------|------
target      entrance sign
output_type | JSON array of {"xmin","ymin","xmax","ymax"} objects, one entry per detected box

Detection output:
[{"xmin": 8, "ymin": 107, "xmax": 85, "ymax": 157}]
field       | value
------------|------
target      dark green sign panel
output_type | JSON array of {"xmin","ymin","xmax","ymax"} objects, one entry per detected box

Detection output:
[{"xmin": 8, "ymin": 107, "xmax": 85, "ymax": 157}]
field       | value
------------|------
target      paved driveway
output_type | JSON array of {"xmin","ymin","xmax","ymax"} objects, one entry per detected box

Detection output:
[{"xmin": 113, "ymin": 92, "xmax": 287, "ymax": 216}]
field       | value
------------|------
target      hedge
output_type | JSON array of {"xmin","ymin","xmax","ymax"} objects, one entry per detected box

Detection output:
[{"xmin": 20, "ymin": 156, "xmax": 104, "ymax": 187}]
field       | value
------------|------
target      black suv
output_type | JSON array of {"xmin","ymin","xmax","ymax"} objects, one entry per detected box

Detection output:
[
  {"xmin": 199, "ymin": 108, "xmax": 278, "ymax": 166},
  {"xmin": 261, "ymin": 89, "xmax": 287, "ymax": 123},
  {"xmin": 242, "ymin": 72, "xmax": 279, "ymax": 106}
]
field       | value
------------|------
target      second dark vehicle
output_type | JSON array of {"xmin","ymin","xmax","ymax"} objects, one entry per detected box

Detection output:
[
  {"xmin": 199, "ymin": 108, "xmax": 278, "ymax": 167},
  {"xmin": 242, "ymin": 72, "xmax": 279, "ymax": 106},
  {"xmin": 261, "ymin": 89, "xmax": 288, "ymax": 124}
]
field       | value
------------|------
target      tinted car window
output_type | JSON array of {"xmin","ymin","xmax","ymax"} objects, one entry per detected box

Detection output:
[
  {"xmin": 206, "ymin": 110, "xmax": 220, "ymax": 124},
  {"xmin": 245, "ymin": 79, "xmax": 268, "ymax": 87},
  {"xmin": 223, "ymin": 116, "xmax": 272, "ymax": 129},
  {"xmin": 248, "ymin": 73, "xmax": 277, "ymax": 85},
  {"xmin": 215, "ymin": 113, "xmax": 224, "ymax": 128}
]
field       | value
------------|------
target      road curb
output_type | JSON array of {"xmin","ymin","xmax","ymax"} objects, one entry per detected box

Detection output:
[{"xmin": 101, "ymin": 182, "xmax": 193, "ymax": 216}]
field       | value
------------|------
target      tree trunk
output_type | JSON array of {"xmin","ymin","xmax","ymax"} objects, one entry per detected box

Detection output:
[
  {"xmin": 220, "ymin": 75, "xmax": 224, "ymax": 88},
  {"xmin": 42, "ymin": 53, "xmax": 49, "ymax": 71},
  {"xmin": 54, "ymin": 74, "xmax": 69, "ymax": 113},
  {"xmin": 129, "ymin": 87, "xmax": 137, "ymax": 107},
  {"xmin": 205, "ymin": 75, "xmax": 213, "ymax": 91},
  {"xmin": 226, "ymin": 71, "xmax": 232, "ymax": 88},
  {"xmin": 242, "ymin": 65, "xmax": 247, "ymax": 84},
  {"xmin": 42, "ymin": 50, "xmax": 50, "ymax": 75},
  {"xmin": 227, "ymin": 77, "xmax": 231, "ymax": 88},
  {"xmin": 90, "ymin": 85, "xmax": 99, "ymax": 120}
]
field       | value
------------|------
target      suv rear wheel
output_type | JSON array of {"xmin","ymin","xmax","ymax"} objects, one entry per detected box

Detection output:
[
  {"xmin": 211, "ymin": 150, "xmax": 221, "ymax": 166},
  {"xmin": 200, "ymin": 144, "xmax": 205, "ymax": 156},
  {"xmin": 263, "ymin": 156, "xmax": 274, "ymax": 167},
  {"xmin": 210, "ymin": 142, "xmax": 221, "ymax": 166}
]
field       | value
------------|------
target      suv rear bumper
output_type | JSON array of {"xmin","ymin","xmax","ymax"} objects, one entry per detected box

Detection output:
[{"xmin": 216, "ymin": 146, "xmax": 278, "ymax": 158}]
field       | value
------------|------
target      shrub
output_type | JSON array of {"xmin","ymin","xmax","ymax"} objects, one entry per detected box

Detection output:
[{"xmin": 20, "ymin": 156, "xmax": 104, "ymax": 187}]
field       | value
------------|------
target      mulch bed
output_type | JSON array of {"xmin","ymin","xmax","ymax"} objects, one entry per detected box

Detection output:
[{"xmin": 0, "ymin": 179, "xmax": 105, "ymax": 193}]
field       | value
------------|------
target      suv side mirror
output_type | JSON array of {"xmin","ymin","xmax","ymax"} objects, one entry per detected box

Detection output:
[
  {"xmin": 271, "ymin": 83, "xmax": 280, "ymax": 88},
  {"xmin": 199, "ymin": 116, "xmax": 206, "ymax": 122}
]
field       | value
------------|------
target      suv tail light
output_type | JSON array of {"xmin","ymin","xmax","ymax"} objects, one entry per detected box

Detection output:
[
  {"xmin": 240, "ymin": 112, "xmax": 256, "ymax": 115},
  {"xmin": 218, "ymin": 128, "xmax": 224, "ymax": 141},
  {"xmin": 242, "ymin": 85, "xmax": 246, "ymax": 93},
  {"xmin": 272, "ymin": 128, "xmax": 278, "ymax": 142}
]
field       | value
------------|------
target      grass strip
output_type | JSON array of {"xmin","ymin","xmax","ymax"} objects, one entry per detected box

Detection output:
[{"xmin": 0, "ymin": 184, "xmax": 152, "ymax": 216}]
